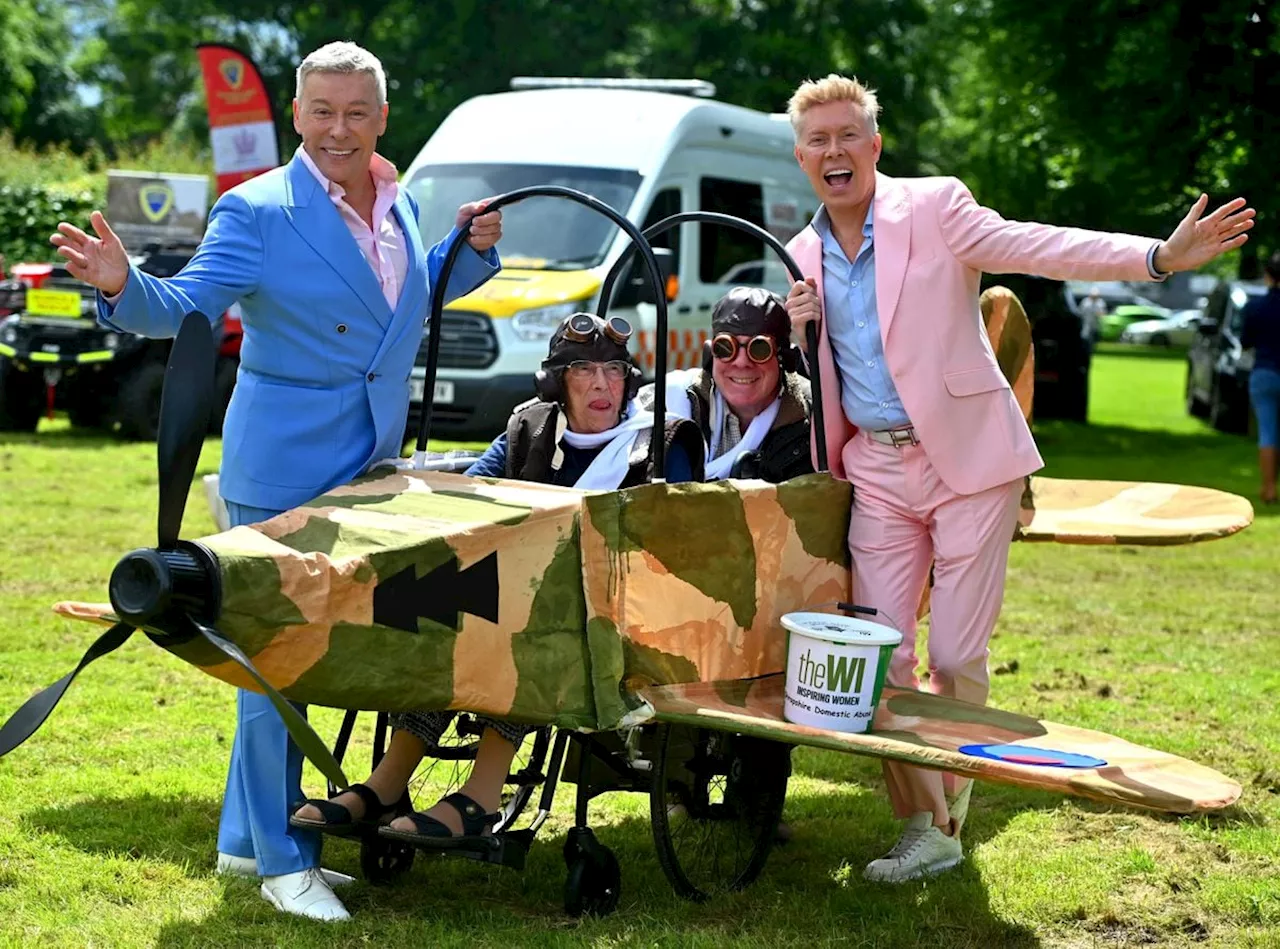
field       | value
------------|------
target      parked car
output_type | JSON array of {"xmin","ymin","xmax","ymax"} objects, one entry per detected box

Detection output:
[
  {"xmin": 1098, "ymin": 303, "xmax": 1171, "ymax": 341},
  {"xmin": 1119, "ymin": 308, "xmax": 1206, "ymax": 348},
  {"xmin": 981, "ymin": 273, "xmax": 1092, "ymax": 422},
  {"xmin": 1185, "ymin": 280, "xmax": 1266, "ymax": 433}
]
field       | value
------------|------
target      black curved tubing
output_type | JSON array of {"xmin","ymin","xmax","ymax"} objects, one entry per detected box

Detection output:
[
  {"xmin": 418, "ymin": 186, "xmax": 672, "ymax": 479},
  {"xmin": 595, "ymin": 211, "xmax": 827, "ymax": 472}
]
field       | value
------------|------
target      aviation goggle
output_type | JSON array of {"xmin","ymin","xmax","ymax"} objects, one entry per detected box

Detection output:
[
  {"xmin": 712, "ymin": 333, "xmax": 778, "ymax": 364},
  {"xmin": 562, "ymin": 313, "xmax": 633, "ymax": 346}
]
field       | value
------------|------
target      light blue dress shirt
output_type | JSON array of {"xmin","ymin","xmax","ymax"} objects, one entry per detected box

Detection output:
[{"xmin": 814, "ymin": 203, "xmax": 912, "ymax": 431}]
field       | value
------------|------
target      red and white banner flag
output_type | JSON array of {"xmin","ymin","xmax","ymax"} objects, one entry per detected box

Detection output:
[{"xmin": 195, "ymin": 43, "xmax": 280, "ymax": 195}]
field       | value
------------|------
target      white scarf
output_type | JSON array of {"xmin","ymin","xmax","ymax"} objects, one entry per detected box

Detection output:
[
  {"xmin": 663, "ymin": 369, "xmax": 780, "ymax": 480},
  {"xmin": 560, "ymin": 399, "xmax": 679, "ymax": 490}
]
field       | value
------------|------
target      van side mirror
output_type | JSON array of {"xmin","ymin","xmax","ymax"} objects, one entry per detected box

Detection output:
[{"xmin": 620, "ymin": 247, "xmax": 676, "ymax": 307}]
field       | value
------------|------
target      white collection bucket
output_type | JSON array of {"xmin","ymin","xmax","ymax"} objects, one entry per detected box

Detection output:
[{"xmin": 781, "ymin": 611, "xmax": 903, "ymax": 733}]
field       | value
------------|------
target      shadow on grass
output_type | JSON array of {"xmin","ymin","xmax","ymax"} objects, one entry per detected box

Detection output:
[
  {"xmin": 26, "ymin": 784, "xmax": 1040, "ymax": 947},
  {"xmin": 22, "ymin": 792, "xmax": 223, "ymax": 875}
]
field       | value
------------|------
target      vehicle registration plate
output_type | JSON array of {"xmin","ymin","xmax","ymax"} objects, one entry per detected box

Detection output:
[
  {"xmin": 409, "ymin": 379, "xmax": 455, "ymax": 403},
  {"xmin": 26, "ymin": 288, "xmax": 83, "ymax": 318}
]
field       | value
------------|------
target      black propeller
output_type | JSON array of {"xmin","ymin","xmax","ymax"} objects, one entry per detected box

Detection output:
[{"xmin": 0, "ymin": 313, "xmax": 349, "ymax": 788}]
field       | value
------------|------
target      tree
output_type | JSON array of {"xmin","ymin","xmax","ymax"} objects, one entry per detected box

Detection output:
[{"xmin": 922, "ymin": 0, "xmax": 1279, "ymax": 275}]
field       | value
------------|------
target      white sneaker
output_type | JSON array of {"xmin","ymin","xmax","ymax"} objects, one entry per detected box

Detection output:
[
  {"xmin": 215, "ymin": 853, "xmax": 355, "ymax": 888},
  {"xmin": 215, "ymin": 852, "xmax": 258, "ymax": 879},
  {"xmin": 863, "ymin": 812, "xmax": 963, "ymax": 883},
  {"xmin": 947, "ymin": 782, "xmax": 974, "ymax": 833},
  {"xmin": 260, "ymin": 868, "xmax": 351, "ymax": 922}
]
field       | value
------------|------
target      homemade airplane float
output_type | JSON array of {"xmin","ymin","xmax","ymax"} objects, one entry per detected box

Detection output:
[{"xmin": 0, "ymin": 188, "xmax": 1254, "ymax": 915}]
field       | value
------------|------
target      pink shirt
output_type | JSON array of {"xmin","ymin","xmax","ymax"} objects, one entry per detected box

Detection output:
[{"xmin": 296, "ymin": 146, "xmax": 408, "ymax": 310}]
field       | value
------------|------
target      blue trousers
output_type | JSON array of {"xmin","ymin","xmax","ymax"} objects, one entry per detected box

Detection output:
[{"xmin": 214, "ymin": 501, "xmax": 321, "ymax": 876}]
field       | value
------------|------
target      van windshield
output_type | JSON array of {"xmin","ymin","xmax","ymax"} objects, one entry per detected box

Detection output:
[{"xmin": 404, "ymin": 163, "xmax": 643, "ymax": 270}]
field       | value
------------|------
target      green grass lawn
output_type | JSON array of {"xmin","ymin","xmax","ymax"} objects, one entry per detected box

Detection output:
[{"xmin": 1, "ymin": 353, "xmax": 1277, "ymax": 948}]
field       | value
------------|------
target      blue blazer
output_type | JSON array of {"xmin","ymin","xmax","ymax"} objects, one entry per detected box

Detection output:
[{"xmin": 99, "ymin": 154, "xmax": 499, "ymax": 511}]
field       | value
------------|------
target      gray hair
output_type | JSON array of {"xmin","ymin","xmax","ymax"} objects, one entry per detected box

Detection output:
[{"xmin": 295, "ymin": 41, "xmax": 387, "ymax": 106}]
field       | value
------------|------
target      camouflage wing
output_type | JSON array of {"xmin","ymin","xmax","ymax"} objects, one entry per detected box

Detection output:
[
  {"xmin": 636, "ymin": 676, "xmax": 1241, "ymax": 815},
  {"xmin": 59, "ymin": 469, "xmax": 602, "ymax": 728},
  {"xmin": 1014, "ymin": 476, "xmax": 1254, "ymax": 545},
  {"xmin": 581, "ymin": 473, "xmax": 852, "ymax": 727}
]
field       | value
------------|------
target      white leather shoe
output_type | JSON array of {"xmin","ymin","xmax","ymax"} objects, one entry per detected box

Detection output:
[
  {"xmin": 215, "ymin": 853, "xmax": 257, "ymax": 879},
  {"xmin": 260, "ymin": 868, "xmax": 351, "ymax": 922},
  {"xmin": 863, "ymin": 812, "xmax": 963, "ymax": 883},
  {"xmin": 215, "ymin": 853, "xmax": 355, "ymax": 888}
]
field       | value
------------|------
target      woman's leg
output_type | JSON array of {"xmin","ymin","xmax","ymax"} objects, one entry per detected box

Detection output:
[
  {"xmin": 292, "ymin": 711, "xmax": 450, "ymax": 822},
  {"xmin": 387, "ymin": 719, "xmax": 529, "ymax": 835},
  {"xmin": 1249, "ymin": 368, "xmax": 1280, "ymax": 502}
]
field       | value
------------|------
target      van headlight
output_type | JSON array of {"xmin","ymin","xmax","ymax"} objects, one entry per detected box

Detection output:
[
  {"xmin": 0, "ymin": 323, "xmax": 16, "ymax": 345},
  {"xmin": 511, "ymin": 302, "xmax": 582, "ymax": 341}
]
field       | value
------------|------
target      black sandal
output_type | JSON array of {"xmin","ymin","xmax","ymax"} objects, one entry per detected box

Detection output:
[
  {"xmin": 378, "ymin": 791, "xmax": 500, "ymax": 849},
  {"xmin": 289, "ymin": 783, "xmax": 410, "ymax": 839}
]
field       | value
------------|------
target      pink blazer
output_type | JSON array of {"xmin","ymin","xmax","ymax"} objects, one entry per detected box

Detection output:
[{"xmin": 787, "ymin": 172, "xmax": 1159, "ymax": 495}]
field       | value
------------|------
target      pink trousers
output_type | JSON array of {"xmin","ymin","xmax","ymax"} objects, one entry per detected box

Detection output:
[{"xmin": 843, "ymin": 431, "xmax": 1022, "ymax": 824}]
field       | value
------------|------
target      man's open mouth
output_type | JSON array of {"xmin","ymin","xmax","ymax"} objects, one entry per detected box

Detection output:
[{"xmin": 824, "ymin": 170, "xmax": 853, "ymax": 186}]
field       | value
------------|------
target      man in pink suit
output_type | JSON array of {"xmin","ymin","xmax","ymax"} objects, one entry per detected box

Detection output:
[{"xmin": 782, "ymin": 74, "xmax": 1254, "ymax": 883}]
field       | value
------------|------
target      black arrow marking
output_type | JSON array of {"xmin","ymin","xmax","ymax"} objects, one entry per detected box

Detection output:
[{"xmin": 373, "ymin": 552, "xmax": 500, "ymax": 632}]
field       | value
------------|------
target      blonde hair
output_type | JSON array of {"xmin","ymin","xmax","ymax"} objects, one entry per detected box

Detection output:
[{"xmin": 787, "ymin": 74, "xmax": 880, "ymax": 137}]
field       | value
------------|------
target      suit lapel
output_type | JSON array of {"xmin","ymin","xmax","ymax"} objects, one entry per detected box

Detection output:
[
  {"xmin": 369, "ymin": 194, "xmax": 427, "ymax": 370},
  {"xmin": 873, "ymin": 173, "xmax": 911, "ymax": 341},
  {"xmin": 792, "ymin": 224, "xmax": 853, "ymax": 479},
  {"xmin": 282, "ymin": 157, "xmax": 393, "ymax": 329}
]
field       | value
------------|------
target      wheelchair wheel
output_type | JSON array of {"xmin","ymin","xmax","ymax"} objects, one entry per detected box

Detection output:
[
  {"xmin": 406, "ymin": 714, "xmax": 551, "ymax": 832},
  {"xmin": 359, "ymin": 833, "xmax": 415, "ymax": 885},
  {"xmin": 563, "ymin": 827, "xmax": 621, "ymax": 917},
  {"xmin": 649, "ymin": 723, "xmax": 789, "ymax": 902}
]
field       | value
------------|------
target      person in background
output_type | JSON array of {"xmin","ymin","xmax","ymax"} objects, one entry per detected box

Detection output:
[{"xmin": 1242, "ymin": 251, "xmax": 1280, "ymax": 505}]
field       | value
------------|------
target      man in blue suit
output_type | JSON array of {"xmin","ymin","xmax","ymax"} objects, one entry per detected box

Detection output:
[{"xmin": 50, "ymin": 41, "xmax": 502, "ymax": 921}]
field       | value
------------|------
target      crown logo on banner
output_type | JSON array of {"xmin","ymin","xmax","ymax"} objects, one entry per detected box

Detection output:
[{"xmin": 232, "ymin": 127, "xmax": 257, "ymax": 158}]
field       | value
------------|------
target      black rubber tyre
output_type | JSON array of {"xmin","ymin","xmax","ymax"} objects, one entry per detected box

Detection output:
[
  {"xmin": 113, "ymin": 359, "xmax": 166, "ymax": 440},
  {"xmin": 1209, "ymin": 381, "xmax": 1248, "ymax": 435},
  {"xmin": 0, "ymin": 360, "xmax": 42, "ymax": 432},
  {"xmin": 649, "ymin": 724, "xmax": 789, "ymax": 903},
  {"xmin": 563, "ymin": 829, "xmax": 621, "ymax": 917},
  {"xmin": 359, "ymin": 834, "xmax": 415, "ymax": 885},
  {"xmin": 1185, "ymin": 366, "xmax": 1209, "ymax": 418}
]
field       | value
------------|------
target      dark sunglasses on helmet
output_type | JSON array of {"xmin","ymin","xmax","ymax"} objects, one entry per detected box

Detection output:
[
  {"xmin": 712, "ymin": 333, "xmax": 777, "ymax": 364},
  {"xmin": 563, "ymin": 313, "xmax": 633, "ymax": 345}
]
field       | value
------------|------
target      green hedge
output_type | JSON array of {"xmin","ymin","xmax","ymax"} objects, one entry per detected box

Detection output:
[
  {"xmin": 0, "ymin": 184, "xmax": 97, "ymax": 268},
  {"xmin": 0, "ymin": 131, "xmax": 214, "ymax": 270}
]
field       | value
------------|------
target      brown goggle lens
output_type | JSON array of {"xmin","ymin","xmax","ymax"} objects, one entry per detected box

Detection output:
[{"xmin": 713, "ymin": 333, "xmax": 776, "ymax": 364}]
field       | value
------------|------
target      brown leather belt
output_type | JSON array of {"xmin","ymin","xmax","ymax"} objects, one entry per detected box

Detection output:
[{"xmin": 866, "ymin": 426, "xmax": 920, "ymax": 447}]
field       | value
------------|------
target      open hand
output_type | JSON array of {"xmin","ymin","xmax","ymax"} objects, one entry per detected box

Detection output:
[
  {"xmin": 457, "ymin": 199, "xmax": 502, "ymax": 253},
  {"xmin": 784, "ymin": 277, "xmax": 822, "ymax": 351},
  {"xmin": 49, "ymin": 211, "xmax": 130, "ymax": 296},
  {"xmin": 1154, "ymin": 195, "xmax": 1255, "ymax": 274}
]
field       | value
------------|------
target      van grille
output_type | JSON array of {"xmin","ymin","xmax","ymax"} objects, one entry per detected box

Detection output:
[{"xmin": 417, "ymin": 310, "xmax": 497, "ymax": 370}]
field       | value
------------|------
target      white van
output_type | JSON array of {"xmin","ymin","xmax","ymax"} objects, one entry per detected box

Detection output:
[{"xmin": 400, "ymin": 78, "xmax": 818, "ymax": 441}]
